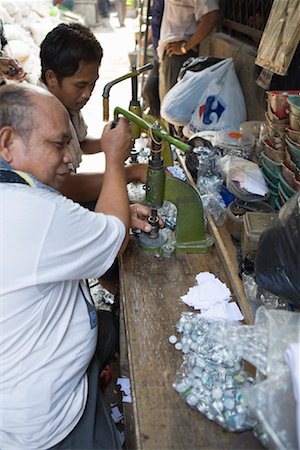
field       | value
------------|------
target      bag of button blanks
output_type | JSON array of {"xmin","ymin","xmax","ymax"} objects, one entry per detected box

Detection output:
[
  {"xmin": 160, "ymin": 58, "xmax": 238, "ymax": 127},
  {"xmin": 185, "ymin": 58, "xmax": 247, "ymax": 136}
]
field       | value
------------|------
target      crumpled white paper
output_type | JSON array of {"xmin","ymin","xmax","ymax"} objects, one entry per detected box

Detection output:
[{"xmin": 181, "ymin": 271, "xmax": 243, "ymax": 321}]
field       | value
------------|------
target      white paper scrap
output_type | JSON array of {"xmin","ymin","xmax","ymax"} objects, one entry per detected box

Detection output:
[
  {"xmin": 118, "ymin": 430, "xmax": 125, "ymax": 446},
  {"xmin": 180, "ymin": 272, "xmax": 243, "ymax": 321},
  {"xmin": 116, "ymin": 377, "xmax": 131, "ymax": 396},
  {"xmin": 116, "ymin": 377, "xmax": 132, "ymax": 403},
  {"xmin": 111, "ymin": 405, "xmax": 123, "ymax": 423},
  {"xmin": 200, "ymin": 302, "xmax": 244, "ymax": 321},
  {"xmin": 181, "ymin": 271, "xmax": 231, "ymax": 310}
]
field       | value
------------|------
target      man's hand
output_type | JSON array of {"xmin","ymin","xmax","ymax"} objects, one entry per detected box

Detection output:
[
  {"xmin": 165, "ymin": 40, "xmax": 186, "ymax": 56},
  {"xmin": 130, "ymin": 203, "xmax": 164, "ymax": 232},
  {"xmin": 101, "ymin": 117, "xmax": 132, "ymax": 164},
  {"xmin": 0, "ymin": 57, "xmax": 26, "ymax": 80}
]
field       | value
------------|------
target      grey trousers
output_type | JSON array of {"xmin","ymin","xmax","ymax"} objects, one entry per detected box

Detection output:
[
  {"xmin": 48, "ymin": 311, "xmax": 121, "ymax": 450},
  {"xmin": 159, "ymin": 50, "xmax": 197, "ymax": 102}
]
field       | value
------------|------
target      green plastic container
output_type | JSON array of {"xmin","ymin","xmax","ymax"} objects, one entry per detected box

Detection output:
[
  {"xmin": 278, "ymin": 173, "xmax": 297, "ymax": 198},
  {"xmin": 261, "ymin": 151, "xmax": 282, "ymax": 176},
  {"xmin": 274, "ymin": 197, "xmax": 282, "ymax": 210},
  {"xmin": 285, "ymin": 137, "xmax": 300, "ymax": 169},
  {"xmin": 261, "ymin": 160, "xmax": 280, "ymax": 186},
  {"xmin": 278, "ymin": 183, "xmax": 289, "ymax": 203},
  {"xmin": 262, "ymin": 168, "xmax": 279, "ymax": 192}
]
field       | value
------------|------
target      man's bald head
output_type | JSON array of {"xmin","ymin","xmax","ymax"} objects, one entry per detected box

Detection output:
[{"xmin": 0, "ymin": 83, "xmax": 68, "ymax": 144}]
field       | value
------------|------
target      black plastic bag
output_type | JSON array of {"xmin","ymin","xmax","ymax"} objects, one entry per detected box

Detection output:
[
  {"xmin": 255, "ymin": 192, "xmax": 300, "ymax": 309},
  {"xmin": 178, "ymin": 56, "xmax": 223, "ymax": 81}
]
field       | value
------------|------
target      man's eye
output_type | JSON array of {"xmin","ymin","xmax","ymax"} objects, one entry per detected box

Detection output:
[
  {"xmin": 54, "ymin": 142, "xmax": 64, "ymax": 149},
  {"xmin": 77, "ymin": 83, "xmax": 95, "ymax": 89}
]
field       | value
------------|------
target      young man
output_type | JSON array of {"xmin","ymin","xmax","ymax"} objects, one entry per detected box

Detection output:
[
  {"xmin": 39, "ymin": 22, "xmax": 147, "ymax": 204},
  {"xmin": 0, "ymin": 83, "xmax": 152, "ymax": 449}
]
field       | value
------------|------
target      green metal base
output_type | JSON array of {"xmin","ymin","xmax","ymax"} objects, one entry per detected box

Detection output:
[
  {"xmin": 175, "ymin": 233, "xmax": 215, "ymax": 254},
  {"xmin": 138, "ymin": 231, "xmax": 167, "ymax": 255},
  {"xmin": 164, "ymin": 176, "xmax": 214, "ymax": 253}
]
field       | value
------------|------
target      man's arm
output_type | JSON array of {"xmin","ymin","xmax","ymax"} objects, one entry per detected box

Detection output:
[
  {"xmin": 58, "ymin": 163, "xmax": 148, "ymax": 203},
  {"xmin": 165, "ymin": 10, "xmax": 220, "ymax": 56},
  {"xmin": 80, "ymin": 136, "xmax": 103, "ymax": 154},
  {"xmin": 94, "ymin": 118, "xmax": 132, "ymax": 253},
  {"xmin": 0, "ymin": 56, "xmax": 25, "ymax": 80}
]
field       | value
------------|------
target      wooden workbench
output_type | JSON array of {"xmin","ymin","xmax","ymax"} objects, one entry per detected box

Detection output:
[{"xmin": 119, "ymin": 235, "xmax": 262, "ymax": 450}]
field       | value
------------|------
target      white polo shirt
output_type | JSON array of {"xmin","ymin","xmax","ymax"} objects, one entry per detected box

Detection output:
[
  {"xmin": 0, "ymin": 183, "xmax": 125, "ymax": 449},
  {"xmin": 157, "ymin": 0, "xmax": 219, "ymax": 61}
]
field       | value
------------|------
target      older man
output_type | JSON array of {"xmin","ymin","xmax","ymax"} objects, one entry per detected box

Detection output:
[{"xmin": 0, "ymin": 83, "xmax": 152, "ymax": 450}]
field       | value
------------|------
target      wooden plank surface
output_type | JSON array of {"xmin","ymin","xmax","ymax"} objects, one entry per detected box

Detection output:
[
  {"xmin": 119, "ymin": 238, "xmax": 262, "ymax": 450},
  {"xmin": 176, "ymin": 151, "xmax": 254, "ymax": 325}
]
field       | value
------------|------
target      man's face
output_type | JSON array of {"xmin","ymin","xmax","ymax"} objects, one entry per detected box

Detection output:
[
  {"xmin": 9, "ymin": 94, "xmax": 73, "ymax": 189},
  {"xmin": 49, "ymin": 61, "xmax": 100, "ymax": 113}
]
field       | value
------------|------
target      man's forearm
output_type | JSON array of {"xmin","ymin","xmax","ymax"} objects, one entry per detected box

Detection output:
[
  {"xmin": 81, "ymin": 137, "xmax": 103, "ymax": 154},
  {"xmin": 186, "ymin": 10, "xmax": 220, "ymax": 51},
  {"xmin": 95, "ymin": 162, "xmax": 130, "ymax": 228}
]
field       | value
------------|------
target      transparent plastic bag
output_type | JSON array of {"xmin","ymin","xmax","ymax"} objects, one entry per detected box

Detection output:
[
  {"xmin": 170, "ymin": 307, "xmax": 300, "ymax": 448},
  {"xmin": 171, "ymin": 314, "xmax": 257, "ymax": 432},
  {"xmin": 241, "ymin": 308, "xmax": 300, "ymax": 450}
]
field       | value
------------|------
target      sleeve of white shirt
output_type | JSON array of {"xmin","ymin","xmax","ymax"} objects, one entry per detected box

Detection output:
[
  {"xmin": 37, "ymin": 191, "xmax": 126, "ymax": 283},
  {"xmin": 195, "ymin": 0, "xmax": 219, "ymax": 21}
]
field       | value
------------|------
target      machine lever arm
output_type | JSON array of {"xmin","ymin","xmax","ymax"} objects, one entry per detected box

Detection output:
[
  {"xmin": 113, "ymin": 106, "xmax": 192, "ymax": 153},
  {"xmin": 102, "ymin": 63, "xmax": 153, "ymax": 121}
]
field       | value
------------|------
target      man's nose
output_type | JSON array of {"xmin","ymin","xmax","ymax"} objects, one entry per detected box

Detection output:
[
  {"xmin": 81, "ymin": 86, "xmax": 93, "ymax": 100},
  {"xmin": 63, "ymin": 145, "xmax": 74, "ymax": 163}
]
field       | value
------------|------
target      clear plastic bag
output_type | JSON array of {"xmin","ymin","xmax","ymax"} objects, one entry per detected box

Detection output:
[
  {"xmin": 242, "ymin": 308, "xmax": 300, "ymax": 450},
  {"xmin": 171, "ymin": 307, "xmax": 300, "ymax": 448},
  {"xmin": 172, "ymin": 314, "xmax": 257, "ymax": 432}
]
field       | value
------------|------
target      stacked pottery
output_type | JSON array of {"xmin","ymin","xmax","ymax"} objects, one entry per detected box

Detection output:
[
  {"xmin": 280, "ymin": 95, "xmax": 300, "ymax": 205},
  {"xmin": 262, "ymin": 91, "xmax": 300, "ymax": 209}
]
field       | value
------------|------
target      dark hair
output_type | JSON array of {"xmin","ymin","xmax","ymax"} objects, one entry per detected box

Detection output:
[
  {"xmin": 40, "ymin": 23, "xmax": 103, "ymax": 84},
  {"xmin": 0, "ymin": 84, "xmax": 35, "ymax": 142}
]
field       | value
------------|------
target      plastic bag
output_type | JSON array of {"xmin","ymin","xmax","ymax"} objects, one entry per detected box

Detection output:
[
  {"xmin": 218, "ymin": 155, "xmax": 269, "ymax": 202},
  {"xmin": 178, "ymin": 55, "xmax": 223, "ymax": 80},
  {"xmin": 160, "ymin": 58, "xmax": 234, "ymax": 127},
  {"xmin": 255, "ymin": 191, "xmax": 300, "ymax": 309},
  {"xmin": 241, "ymin": 307, "xmax": 300, "ymax": 450},
  {"xmin": 185, "ymin": 58, "xmax": 247, "ymax": 136},
  {"xmin": 171, "ymin": 314, "xmax": 256, "ymax": 432},
  {"xmin": 171, "ymin": 307, "xmax": 300, "ymax": 448}
]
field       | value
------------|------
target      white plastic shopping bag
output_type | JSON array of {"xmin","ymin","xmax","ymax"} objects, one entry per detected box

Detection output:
[
  {"xmin": 185, "ymin": 58, "xmax": 246, "ymax": 136},
  {"xmin": 160, "ymin": 58, "xmax": 232, "ymax": 127}
]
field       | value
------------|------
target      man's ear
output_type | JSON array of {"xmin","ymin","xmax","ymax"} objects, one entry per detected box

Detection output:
[
  {"xmin": 0, "ymin": 127, "xmax": 16, "ymax": 163},
  {"xmin": 45, "ymin": 69, "xmax": 59, "ymax": 90}
]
